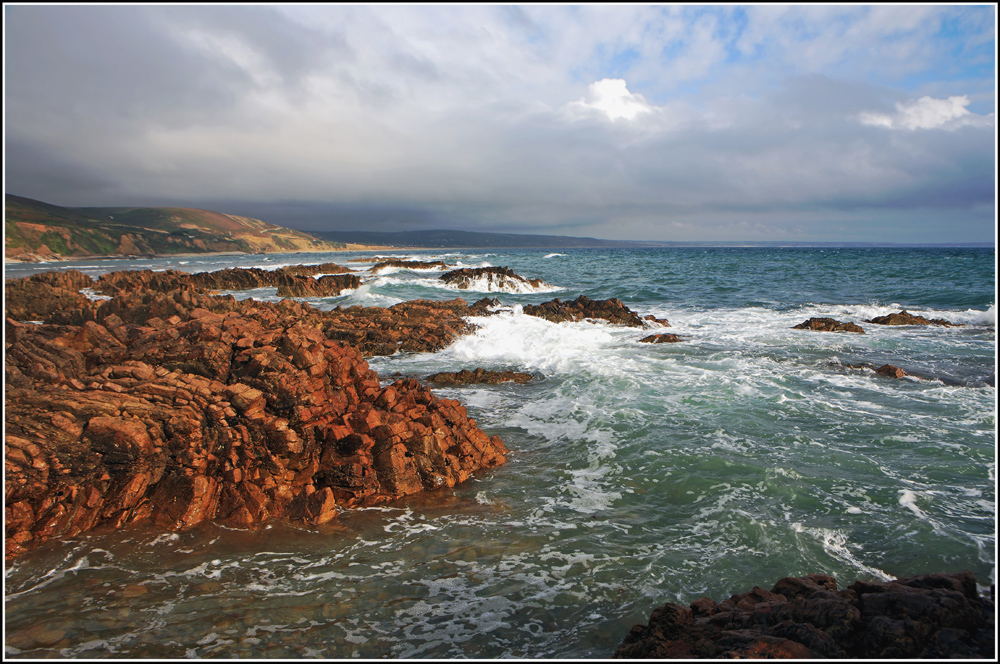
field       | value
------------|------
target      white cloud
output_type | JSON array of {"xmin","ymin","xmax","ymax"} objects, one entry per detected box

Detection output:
[
  {"xmin": 564, "ymin": 78, "xmax": 654, "ymax": 121},
  {"xmin": 859, "ymin": 95, "xmax": 994, "ymax": 130}
]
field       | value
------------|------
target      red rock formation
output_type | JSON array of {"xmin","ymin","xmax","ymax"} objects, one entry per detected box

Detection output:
[
  {"xmin": 614, "ymin": 571, "xmax": 994, "ymax": 659},
  {"xmin": 866, "ymin": 310, "xmax": 963, "ymax": 327},
  {"xmin": 793, "ymin": 317, "xmax": 866, "ymax": 334},
  {"xmin": 3, "ymin": 270, "xmax": 95, "ymax": 321},
  {"xmin": 875, "ymin": 363, "xmax": 910, "ymax": 378},
  {"xmin": 426, "ymin": 368, "xmax": 534, "ymax": 385},
  {"xmin": 4, "ymin": 308, "xmax": 507, "ymax": 559},
  {"xmin": 274, "ymin": 273, "xmax": 361, "ymax": 297}
]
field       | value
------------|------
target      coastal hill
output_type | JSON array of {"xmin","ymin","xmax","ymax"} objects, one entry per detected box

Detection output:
[
  {"xmin": 312, "ymin": 228, "xmax": 644, "ymax": 249},
  {"xmin": 4, "ymin": 194, "xmax": 344, "ymax": 261}
]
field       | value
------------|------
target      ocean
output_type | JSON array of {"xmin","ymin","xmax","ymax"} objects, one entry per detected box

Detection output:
[{"xmin": 3, "ymin": 246, "xmax": 996, "ymax": 658}]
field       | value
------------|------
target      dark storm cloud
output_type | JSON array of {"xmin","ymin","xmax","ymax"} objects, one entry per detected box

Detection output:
[{"xmin": 3, "ymin": 4, "xmax": 995, "ymax": 243}]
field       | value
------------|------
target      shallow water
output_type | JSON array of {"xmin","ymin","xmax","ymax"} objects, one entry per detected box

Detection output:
[{"xmin": 4, "ymin": 247, "xmax": 995, "ymax": 658}]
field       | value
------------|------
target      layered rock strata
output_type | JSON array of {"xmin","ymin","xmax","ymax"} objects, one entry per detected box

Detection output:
[
  {"xmin": 4, "ymin": 308, "xmax": 507, "ymax": 559},
  {"xmin": 614, "ymin": 571, "xmax": 994, "ymax": 659}
]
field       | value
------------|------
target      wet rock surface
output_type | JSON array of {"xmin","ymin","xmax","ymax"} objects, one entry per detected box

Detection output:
[
  {"xmin": 613, "ymin": 571, "xmax": 994, "ymax": 659},
  {"xmin": 793, "ymin": 317, "xmax": 866, "ymax": 334},
  {"xmin": 426, "ymin": 368, "xmax": 535, "ymax": 385},
  {"xmin": 4, "ymin": 297, "xmax": 507, "ymax": 559},
  {"xmin": 866, "ymin": 309, "xmax": 964, "ymax": 327},
  {"xmin": 440, "ymin": 266, "xmax": 550, "ymax": 291},
  {"xmin": 370, "ymin": 259, "xmax": 452, "ymax": 271},
  {"xmin": 522, "ymin": 295, "xmax": 647, "ymax": 326},
  {"xmin": 639, "ymin": 333, "xmax": 683, "ymax": 343}
]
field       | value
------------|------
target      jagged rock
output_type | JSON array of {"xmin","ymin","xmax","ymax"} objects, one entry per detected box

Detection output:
[
  {"xmin": 5, "ymin": 307, "xmax": 507, "ymax": 559},
  {"xmin": 639, "ymin": 334, "xmax": 683, "ymax": 343},
  {"xmin": 614, "ymin": 571, "xmax": 994, "ymax": 659},
  {"xmin": 440, "ymin": 266, "xmax": 550, "ymax": 291},
  {"xmin": 426, "ymin": 368, "xmax": 534, "ymax": 385},
  {"xmin": 93, "ymin": 264, "xmax": 351, "ymax": 296},
  {"xmin": 522, "ymin": 295, "xmax": 646, "ymax": 326},
  {"xmin": 275, "ymin": 273, "xmax": 361, "ymax": 297},
  {"xmin": 793, "ymin": 317, "xmax": 865, "ymax": 334},
  {"xmin": 3, "ymin": 270, "xmax": 95, "ymax": 321},
  {"xmin": 370, "ymin": 259, "xmax": 452, "ymax": 272},
  {"xmin": 866, "ymin": 310, "xmax": 963, "ymax": 327}
]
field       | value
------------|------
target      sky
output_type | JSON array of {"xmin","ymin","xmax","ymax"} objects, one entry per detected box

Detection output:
[{"xmin": 3, "ymin": 3, "xmax": 997, "ymax": 244}]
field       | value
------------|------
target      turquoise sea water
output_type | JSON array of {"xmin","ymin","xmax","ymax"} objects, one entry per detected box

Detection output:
[{"xmin": 4, "ymin": 247, "xmax": 996, "ymax": 658}]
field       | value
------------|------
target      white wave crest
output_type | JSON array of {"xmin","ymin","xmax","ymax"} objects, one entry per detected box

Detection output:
[
  {"xmin": 440, "ymin": 275, "xmax": 563, "ymax": 295},
  {"xmin": 543, "ymin": 253, "xmax": 566, "ymax": 259}
]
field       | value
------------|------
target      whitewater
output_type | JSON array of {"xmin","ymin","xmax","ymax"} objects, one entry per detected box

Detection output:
[{"xmin": 4, "ymin": 246, "xmax": 995, "ymax": 658}]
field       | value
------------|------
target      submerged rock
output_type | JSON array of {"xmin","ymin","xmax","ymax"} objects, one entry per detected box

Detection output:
[
  {"xmin": 426, "ymin": 368, "xmax": 534, "ymax": 385},
  {"xmin": 866, "ymin": 310, "xmax": 964, "ymax": 327},
  {"xmin": 793, "ymin": 317, "xmax": 865, "ymax": 334},
  {"xmin": 614, "ymin": 571, "xmax": 994, "ymax": 659}
]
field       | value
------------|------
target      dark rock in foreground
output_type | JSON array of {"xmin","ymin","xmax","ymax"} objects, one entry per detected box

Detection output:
[
  {"xmin": 866, "ymin": 310, "xmax": 964, "ymax": 327},
  {"xmin": 793, "ymin": 317, "xmax": 865, "ymax": 334},
  {"xmin": 426, "ymin": 368, "xmax": 534, "ymax": 385},
  {"xmin": 614, "ymin": 571, "xmax": 994, "ymax": 659}
]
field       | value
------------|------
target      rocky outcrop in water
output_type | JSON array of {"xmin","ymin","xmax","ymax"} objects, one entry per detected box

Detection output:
[
  {"xmin": 793, "ymin": 317, "xmax": 865, "ymax": 334},
  {"xmin": 440, "ymin": 266, "xmax": 550, "ymax": 291},
  {"xmin": 614, "ymin": 571, "xmax": 994, "ymax": 659},
  {"xmin": 426, "ymin": 368, "xmax": 534, "ymax": 385},
  {"xmin": 522, "ymin": 295, "xmax": 646, "ymax": 326},
  {"xmin": 274, "ymin": 273, "xmax": 361, "ymax": 297},
  {"xmin": 866, "ymin": 310, "xmax": 964, "ymax": 327},
  {"xmin": 4, "ymin": 305, "xmax": 508, "ymax": 559},
  {"xmin": 370, "ymin": 259, "xmax": 452, "ymax": 272},
  {"xmin": 639, "ymin": 333, "xmax": 683, "ymax": 344}
]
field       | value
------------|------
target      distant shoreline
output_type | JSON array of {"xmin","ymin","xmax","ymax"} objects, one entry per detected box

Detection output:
[{"xmin": 3, "ymin": 245, "xmax": 431, "ymax": 265}]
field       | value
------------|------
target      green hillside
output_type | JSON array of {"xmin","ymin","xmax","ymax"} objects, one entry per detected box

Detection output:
[{"xmin": 5, "ymin": 194, "xmax": 344, "ymax": 261}]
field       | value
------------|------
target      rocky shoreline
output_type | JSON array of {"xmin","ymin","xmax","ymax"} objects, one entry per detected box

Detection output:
[
  {"xmin": 4, "ymin": 263, "xmax": 991, "ymax": 658},
  {"xmin": 4, "ymin": 265, "xmax": 667, "ymax": 560},
  {"xmin": 615, "ymin": 570, "xmax": 994, "ymax": 659}
]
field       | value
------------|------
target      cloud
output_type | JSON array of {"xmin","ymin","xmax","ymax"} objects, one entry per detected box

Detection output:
[
  {"xmin": 563, "ymin": 78, "xmax": 654, "ymax": 121},
  {"xmin": 3, "ymin": 4, "xmax": 995, "ymax": 243},
  {"xmin": 859, "ymin": 95, "xmax": 994, "ymax": 130}
]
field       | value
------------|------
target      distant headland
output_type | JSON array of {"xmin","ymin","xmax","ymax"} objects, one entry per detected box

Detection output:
[{"xmin": 4, "ymin": 194, "xmax": 991, "ymax": 264}]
